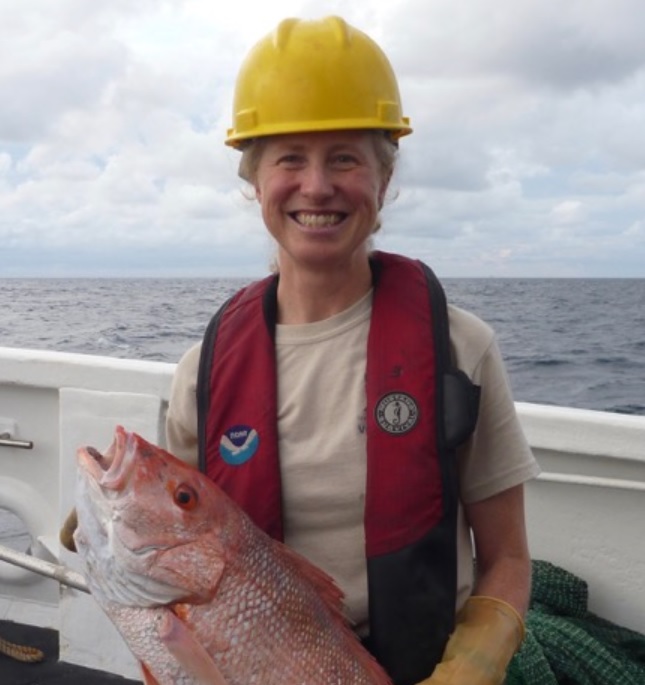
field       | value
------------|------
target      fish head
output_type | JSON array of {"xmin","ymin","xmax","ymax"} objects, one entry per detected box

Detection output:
[{"xmin": 74, "ymin": 425, "xmax": 230, "ymax": 608}]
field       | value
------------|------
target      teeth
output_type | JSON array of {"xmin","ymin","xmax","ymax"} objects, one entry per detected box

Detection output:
[{"xmin": 294, "ymin": 212, "xmax": 342, "ymax": 227}]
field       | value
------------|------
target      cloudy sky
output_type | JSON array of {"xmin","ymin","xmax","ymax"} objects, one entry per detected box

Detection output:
[{"xmin": 1, "ymin": 0, "xmax": 644, "ymax": 278}]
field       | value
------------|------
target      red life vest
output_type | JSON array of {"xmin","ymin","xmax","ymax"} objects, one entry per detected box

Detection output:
[{"xmin": 197, "ymin": 251, "xmax": 479, "ymax": 685}]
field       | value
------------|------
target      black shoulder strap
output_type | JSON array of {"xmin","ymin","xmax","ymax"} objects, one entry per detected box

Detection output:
[
  {"xmin": 419, "ymin": 261, "xmax": 481, "ymax": 449},
  {"xmin": 196, "ymin": 296, "xmax": 233, "ymax": 474}
]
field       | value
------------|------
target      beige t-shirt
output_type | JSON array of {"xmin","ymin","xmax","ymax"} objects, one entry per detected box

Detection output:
[{"xmin": 166, "ymin": 290, "xmax": 540, "ymax": 634}]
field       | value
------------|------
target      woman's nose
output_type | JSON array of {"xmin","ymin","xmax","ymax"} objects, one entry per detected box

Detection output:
[{"xmin": 299, "ymin": 163, "xmax": 334, "ymax": 200}]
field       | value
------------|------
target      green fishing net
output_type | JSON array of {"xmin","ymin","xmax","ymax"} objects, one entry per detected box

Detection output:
[{"xmin": 507, "ymin": 560, "xmax": 645, "ymax": 685}]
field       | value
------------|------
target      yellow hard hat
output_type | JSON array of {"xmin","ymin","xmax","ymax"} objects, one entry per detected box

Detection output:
[{"xmin": 225, "ymin": 16, "xmax": 412, "ymax": 148}]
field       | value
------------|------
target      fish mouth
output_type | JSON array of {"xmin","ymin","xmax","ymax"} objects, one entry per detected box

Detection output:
[
  {"xmin": 77, "ymin": 425, "xmax": 133, "ymax": 491},
  {"xmin": 76, "ymin": 427, "xmax": 171, "ymax": 560}
]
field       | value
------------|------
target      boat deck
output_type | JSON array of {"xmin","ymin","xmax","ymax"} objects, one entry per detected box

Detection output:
[{"xmin": 1, "ymin": 619, "xmax": 141, "ymax": 685}]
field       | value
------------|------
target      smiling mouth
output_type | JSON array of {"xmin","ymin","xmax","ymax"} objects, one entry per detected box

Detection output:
[{"xmin": 290, "ymin": 211, "xmax": 346, "ymax": 228}]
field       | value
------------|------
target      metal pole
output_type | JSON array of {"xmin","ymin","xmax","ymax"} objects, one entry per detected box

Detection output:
[{"xmin": 0, "ymin": 543, "xmax": 89, "ymax": 594}]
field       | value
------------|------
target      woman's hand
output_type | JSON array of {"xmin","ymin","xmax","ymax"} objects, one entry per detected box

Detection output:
[{"xmin": 415, "ymin": 596, "xmax": 525, "ymax": 685}]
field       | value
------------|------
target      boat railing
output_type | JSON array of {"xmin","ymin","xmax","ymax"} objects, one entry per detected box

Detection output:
[{"xmin": 1, "ymin": 347, "xmax": 644, "ymax": 676}]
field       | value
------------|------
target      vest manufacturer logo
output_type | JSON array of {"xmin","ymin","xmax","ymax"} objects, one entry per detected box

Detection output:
[
  {"xmin": 219, "ymin": 424, "xmax": 259, "ymax": 465},
  {"xmin": 375, "ymin": 392, "xmax": 419, "ymax": 435}
]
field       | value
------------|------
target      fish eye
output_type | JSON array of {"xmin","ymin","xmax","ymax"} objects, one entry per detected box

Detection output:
[{"xmin": 173, "ymin": 484, "xmax": 198, "ymax": 511}]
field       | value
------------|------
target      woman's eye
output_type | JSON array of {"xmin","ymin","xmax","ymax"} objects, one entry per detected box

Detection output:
[
  {"xmin": 277, "ymin": 154, "xmax": 303, "ymax": 167},
  {"xmin": 332, "ymin": 154, "xmax": 359, "ymax": 167}
]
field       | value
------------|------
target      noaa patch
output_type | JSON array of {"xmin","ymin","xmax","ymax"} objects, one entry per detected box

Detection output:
[
  {"xmin": 375, "ymin": 392, "xmax": 419, "ymax": 435},
  {"xmin": 219, "ymin": 424, "xmax": 259, "ymax": 466}
]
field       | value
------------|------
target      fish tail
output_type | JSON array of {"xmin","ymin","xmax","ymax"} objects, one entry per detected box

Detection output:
[{"xmin": 0, "ymin": 635, "xmax": 46, "ymax": 663}]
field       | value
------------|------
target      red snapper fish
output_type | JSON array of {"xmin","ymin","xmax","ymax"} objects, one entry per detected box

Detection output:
[{"xmin": 73, "ymin": 426, "xmax": 392, "ymax": 685}]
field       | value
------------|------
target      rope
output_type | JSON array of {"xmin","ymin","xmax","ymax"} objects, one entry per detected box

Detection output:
[
  {"xmin": 0, "ymin": 635, "xmax": 45, "ymax": 663},
  {"xmin": 507, "ymin": 560, "xmax": 645, "ymax": 685}
]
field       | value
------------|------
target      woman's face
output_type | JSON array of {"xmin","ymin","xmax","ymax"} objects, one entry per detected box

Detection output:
[{"xmin": 253, "ymin": 130, "xmax": 390, "ymax": 273}]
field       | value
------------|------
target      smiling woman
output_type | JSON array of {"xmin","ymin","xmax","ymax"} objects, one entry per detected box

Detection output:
[{"xmin": 155, "ymin": 15, "xmax": 541, "ymax": 685}]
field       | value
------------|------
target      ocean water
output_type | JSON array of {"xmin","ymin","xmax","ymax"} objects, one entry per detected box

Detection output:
[
  {"xmin": 0, "ymin": 276, "xmax": 643, "ymax": 415},
  {"xmin": 1, "ymin": 276, "xmax": 644, "ymax": 552}
]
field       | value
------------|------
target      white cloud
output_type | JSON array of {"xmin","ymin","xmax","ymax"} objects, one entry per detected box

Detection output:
[
  {"xmin": 550, "ymin": 200, "xmax": 587, "ymax": 226},
  {"xmin": 1, "ymin": 0, "xmax": 644, "ymax": 276}
]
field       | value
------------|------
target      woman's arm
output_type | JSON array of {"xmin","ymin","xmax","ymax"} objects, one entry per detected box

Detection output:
[
  {"xmin": 416, "ymin": 484, "xmax": 530, "ymax": 685},
  {"xmin": 466, "ymin": 483, "xmax": 532, "ymax": 616}
]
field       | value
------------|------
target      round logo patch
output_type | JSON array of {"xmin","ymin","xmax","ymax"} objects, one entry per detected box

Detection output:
[
  {"xmin": 219, "ymin": 424, "xmax": 259, "ymax": 465},
  {"xmin": 375, "ymin": 392, "xmax": 419, "ymax": 435}
]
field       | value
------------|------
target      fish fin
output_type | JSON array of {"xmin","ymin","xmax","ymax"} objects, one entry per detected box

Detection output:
[
  {"xmin": 352, "ymin": 644, "xmax": 395, "ymax": 685},
  {"xmin": 157, "ymin": 609, "xmax": 229, "ymax": 685},
  {"xmin": 276, "ymin": 544, "xmax": 394, "ymax": 684},
  {"xmin": 277, "ymin": 542, "xmax": 348, "ymax": 620},
  {"xmin": 140, "ymin": 662, "xmax": 162, "ymax": 685}
]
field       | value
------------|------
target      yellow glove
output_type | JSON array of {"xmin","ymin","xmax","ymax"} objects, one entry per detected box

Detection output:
[
  {"xmin": 59, "ymin": 507, "xmax": 78, "ymax": 552},
  {"xmin": 416, "ymin": 596, "xmax": 525, "ymax": 685}
]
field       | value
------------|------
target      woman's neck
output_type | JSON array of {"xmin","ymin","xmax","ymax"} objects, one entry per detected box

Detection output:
[{"xmin": 275, "ymin": 258, "xmax": 373, "ymax": 324}]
